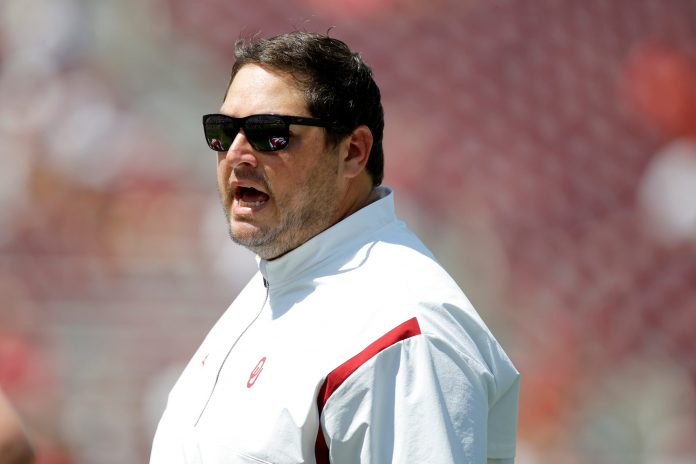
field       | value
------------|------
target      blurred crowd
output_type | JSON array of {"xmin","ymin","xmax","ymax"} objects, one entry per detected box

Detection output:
[{"xmin": 1, "ymin": 0, "xmax": 695, "ymax": 463}]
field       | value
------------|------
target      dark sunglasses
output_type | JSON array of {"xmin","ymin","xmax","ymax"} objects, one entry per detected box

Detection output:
[{"xmin": 202, "ymin": 113, "xmax": 329, "ymax": 152}]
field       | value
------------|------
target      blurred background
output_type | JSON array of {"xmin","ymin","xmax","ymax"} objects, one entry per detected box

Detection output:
[{"xmin": 1, "ymin": 0, "xmax": 695, "ymax": 462}]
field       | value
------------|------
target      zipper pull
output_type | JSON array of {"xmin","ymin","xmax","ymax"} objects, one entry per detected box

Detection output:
[{"xmin": 263, "ymin": 277, "xmax": 269, "ymax": 288}]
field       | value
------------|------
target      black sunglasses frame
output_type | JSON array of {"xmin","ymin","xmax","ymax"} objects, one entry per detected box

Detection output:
[{"xmin": 202, "ymin": 113, "xmax": 330, "ymax": 152}]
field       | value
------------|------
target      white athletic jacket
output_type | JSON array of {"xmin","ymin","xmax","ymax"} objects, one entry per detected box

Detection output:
[{"xmin": 150, "ymin": 188, "xmax": 520, "ymax": 464}]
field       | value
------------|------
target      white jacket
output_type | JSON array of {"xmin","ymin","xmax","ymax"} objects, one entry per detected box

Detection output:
[{"xmin": 150, "ymin": 188, "xmax": 519, "ymax": 464}]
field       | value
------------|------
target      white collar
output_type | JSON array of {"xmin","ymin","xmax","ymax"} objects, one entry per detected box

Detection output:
[{"xmin": 257, "ymin": 186, "xmax": 394, "ymax": 288}]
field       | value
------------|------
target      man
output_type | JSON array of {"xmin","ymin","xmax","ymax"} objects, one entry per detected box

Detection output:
[
  {"xmin": 0, "ymin": 389, "xmax": 34, "ymax": 464},
  {"xmin": 151, "ymin": 32, "xmax": 519, "ymax": 463}
]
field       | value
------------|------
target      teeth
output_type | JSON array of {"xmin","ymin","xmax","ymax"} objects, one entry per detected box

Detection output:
[{"xmin": 238, "ymin": 200, "xmax": 265, "ymax": 207}]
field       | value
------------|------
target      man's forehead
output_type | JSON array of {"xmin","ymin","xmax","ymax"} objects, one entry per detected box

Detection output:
[{"xmin": 222, "ymin": 64, "xmax": 307, "ymax": 115}]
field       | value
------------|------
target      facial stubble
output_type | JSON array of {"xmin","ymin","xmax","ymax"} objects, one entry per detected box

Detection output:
[{"xmin": 221, "ymin": 156, "xmax": 341, "ymax": 260}]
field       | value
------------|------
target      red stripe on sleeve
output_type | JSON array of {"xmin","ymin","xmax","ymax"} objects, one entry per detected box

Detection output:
[{"xmin": 314, "ymin": 317, "xmax": 422, "ymax": 463}]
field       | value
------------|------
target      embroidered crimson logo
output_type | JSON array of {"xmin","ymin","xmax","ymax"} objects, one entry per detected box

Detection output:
[{"xmin": 247, "ymin": 357, "xmax": 267, "ymax": 388}]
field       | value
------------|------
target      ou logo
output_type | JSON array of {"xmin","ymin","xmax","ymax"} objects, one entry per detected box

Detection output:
[{"xmin": 247, "ymin": 357, "xmax": 267, "ymax": 388}]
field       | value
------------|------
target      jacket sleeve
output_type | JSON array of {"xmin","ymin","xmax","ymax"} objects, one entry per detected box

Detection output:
[{"xmin": 319, "ymin": 334, "xmax": 504, "ymax": 464}]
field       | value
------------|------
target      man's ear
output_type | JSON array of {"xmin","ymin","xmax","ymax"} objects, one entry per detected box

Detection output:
[{"xmin": 341, "ymin": 125, "xmax": 373, "ymax": 179}]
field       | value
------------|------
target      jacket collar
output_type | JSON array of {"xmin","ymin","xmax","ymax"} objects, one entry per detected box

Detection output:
[{"xmin": 257, "ymin": 186, "xmax": 394, "ymax": 288}]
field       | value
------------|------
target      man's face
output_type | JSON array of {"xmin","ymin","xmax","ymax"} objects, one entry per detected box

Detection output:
[{"xmin": 217, "ymin": 64, "xmax": 345, "ymax": 260}]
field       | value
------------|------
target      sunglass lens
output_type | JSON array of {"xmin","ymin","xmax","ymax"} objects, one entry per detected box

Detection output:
[
  {"xmin": 204, "ymin": 115, "xmax": 238, "ymax": 151},
  {"xmin": 245, "ymin": 115, "xmax": 289, "ymax": 151}
]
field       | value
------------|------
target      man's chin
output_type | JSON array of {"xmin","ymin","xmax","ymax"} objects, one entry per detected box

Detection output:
[
  {"xmin": 229, "ymin": 221, "xmax": 297, "ymax": 260},
  {"xmin": 228, "ymin": 222, "xmax": 272, "ymax": 253},
  {"xmin": 229, "ymin": 221, "xmax": 262, "ymax": 244}
]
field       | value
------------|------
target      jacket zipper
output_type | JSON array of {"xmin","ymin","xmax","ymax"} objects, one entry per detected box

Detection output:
[{"xmin": 194, "ymin": 278, "xmax": 270, "ymax": 426}]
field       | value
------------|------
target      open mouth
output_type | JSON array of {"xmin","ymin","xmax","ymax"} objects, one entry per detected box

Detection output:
[{"xmin": 235, "ymin": 186, "xmax": 270, "ymax": 208}]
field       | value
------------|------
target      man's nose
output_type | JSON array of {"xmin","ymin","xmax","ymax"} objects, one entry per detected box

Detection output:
[{"xmin": 225, "ymin": 130, "xmax": 258, "ymax": 168}]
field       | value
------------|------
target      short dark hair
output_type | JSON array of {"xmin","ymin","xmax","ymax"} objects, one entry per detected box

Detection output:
[{"xmin": 228, "ymin": 31, "xmax": 385, "ymax": 186}]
